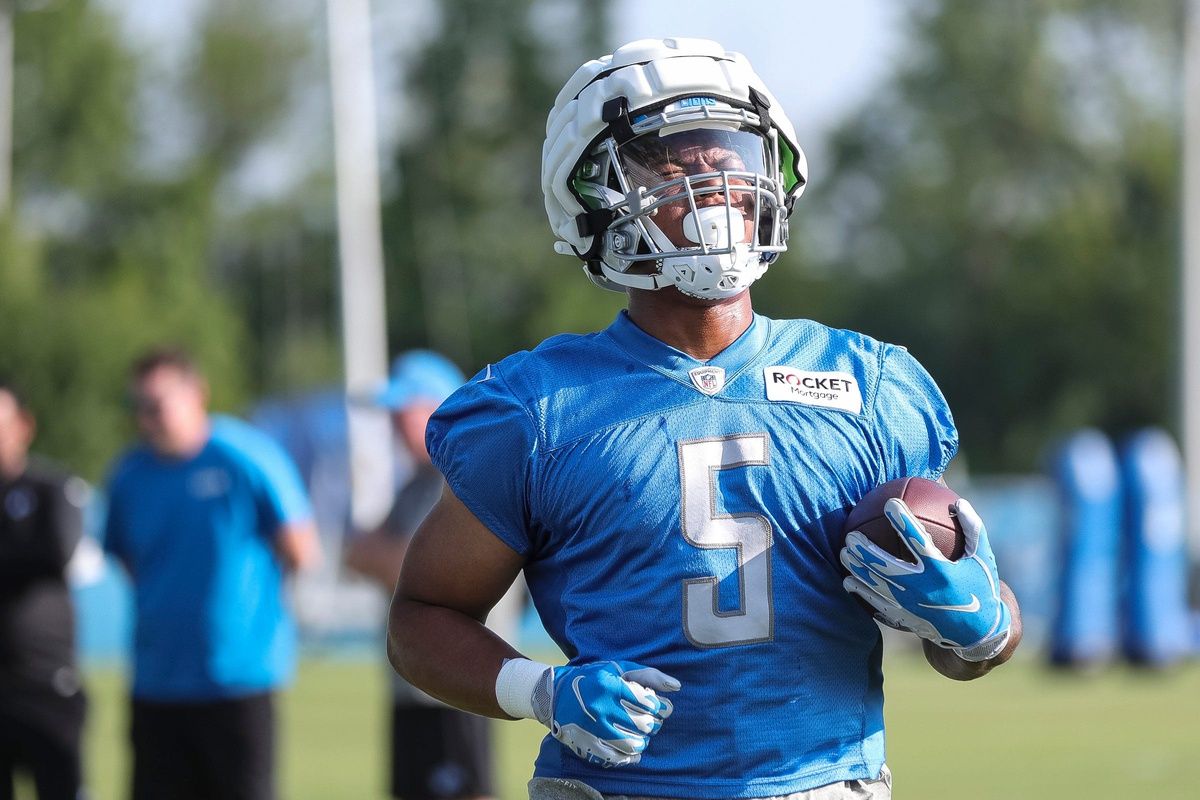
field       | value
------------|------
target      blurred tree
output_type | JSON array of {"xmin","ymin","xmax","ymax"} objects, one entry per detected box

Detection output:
[
  {"xmin": 187, "ymin": 0, "xmax": 308, "ymax": 165},
  {"xmin": 772, "ymin": 0, "xmax": 1183, "ymax": 471},
  {"xmin": 1, "ymin": 0, "xmax": 332, "ymax": 479},
  {"xmin": 380, "ymin": 0, "xmax": 620, "ymax": 370},
  {"xmin": 193, "ymin": 0, "xmax": 341, "ymax": 394},
  {"xmin": 9, "ymin": 0, "xmax": 134, "ymax": 202}
]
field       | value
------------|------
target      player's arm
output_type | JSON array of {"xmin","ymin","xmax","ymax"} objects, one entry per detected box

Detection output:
[
  {"xmin": 916, "ymin": 478, "xmax": 1022, "ymax": 679},
  {"xmin": 922, "ymin": 477, "xmax": 1022, "ymax": 679},
  {"xmin": 408, "ymin": 372, "xmax": 679, "ymax": 766},
  {"xmin": 387, "ymin": 484, "xmax": 526, "ymax": 718},
  {"xmin": 922, "ymin": 580, "xmax": 1022, "ymax": 681},
  {"xmin": 389, "ymin": 485, "xmax": 679, "ymax": 767},
  {"xmin": 845, "ymin": 348, "xmax": 1022, "ymax": 674},
  {"xmin": 842, "ymin": 496, "xmax": 1019, "ymax": 677}
]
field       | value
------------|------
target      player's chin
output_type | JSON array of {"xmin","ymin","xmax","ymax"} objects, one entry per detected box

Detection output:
[{"xmin": 662, "ymin": 284, "xmax": 751, "ymax": 307}]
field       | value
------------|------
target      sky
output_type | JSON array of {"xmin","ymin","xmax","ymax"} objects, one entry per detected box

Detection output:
[{"xmin": 613, "ymin": 0, "xmax": 905, "ymax": 148}]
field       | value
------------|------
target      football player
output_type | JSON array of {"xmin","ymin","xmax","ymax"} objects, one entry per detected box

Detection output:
[{"xmin": 388, "ymin": 38, "xmax": 1021, "ymax": 800}]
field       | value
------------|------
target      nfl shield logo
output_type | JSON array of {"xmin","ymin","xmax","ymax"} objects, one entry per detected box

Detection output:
[{"xmin": 688, "ymin": 366, "xmax": 726, "ymax": 396}]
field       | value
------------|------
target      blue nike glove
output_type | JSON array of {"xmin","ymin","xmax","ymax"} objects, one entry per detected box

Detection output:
[
  {"xmin": 840, "ymin": 497, "xmax": 1012, "ymax": 662},
  {"xmin": 547, "ymin": 661, "xmax": 679, "ymax": 767},
  {"xmin": 495, "ymin": 658, "xmax": 679, "ymax": 768}
]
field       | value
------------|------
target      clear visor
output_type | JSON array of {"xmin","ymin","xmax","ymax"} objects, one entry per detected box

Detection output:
[
  {"xmin": 611, "ymin": 127, "xmax": 783, "ymax": 252},
  {"xmin": 618, "ymin": 128, "xmax": 770, "ymax": 194}
]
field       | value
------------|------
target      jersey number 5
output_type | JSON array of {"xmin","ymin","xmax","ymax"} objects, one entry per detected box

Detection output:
[{"xmin": 678, "ymin": 435, "xmax": 774, "ymax": 648}]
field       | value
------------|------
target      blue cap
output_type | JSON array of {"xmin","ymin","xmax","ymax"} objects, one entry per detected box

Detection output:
[{"xmin": 370, "ymin": 350, "xmax": 465, "ymax": 410}]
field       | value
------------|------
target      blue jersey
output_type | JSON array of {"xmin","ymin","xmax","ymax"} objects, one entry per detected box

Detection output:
[
  {"xmin": 427, "ymin": 311, "xmax": 957, "ymax": 798},
  {"xmin": 103, "ymin": 415, "xmax": 312, "ymax": 701}
]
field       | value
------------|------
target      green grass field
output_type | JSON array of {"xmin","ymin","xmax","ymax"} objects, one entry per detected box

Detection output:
[{"xmin": 51, "ymin": 653, "xmax": 1200, "ymax": 799}]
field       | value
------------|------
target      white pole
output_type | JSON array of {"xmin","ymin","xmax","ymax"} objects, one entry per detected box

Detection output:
[
  {"xmin": 1184, "ymin": 0, "xmax": 1200, "ymax": 565},
  {"xmin": 0, "ymin": 2, "xmax": 13, "ymax": 215},
  {"xmin": 327, "ymin": 0, "xmax": 393, "ymax": 529}
]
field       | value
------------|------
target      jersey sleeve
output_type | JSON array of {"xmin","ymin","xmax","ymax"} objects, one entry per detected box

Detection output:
[
  {"xmin": 230, "ymin": 425, "xmax": 314, "ymax": 535},
  {"xmin": 425, "ymin": 372, "xmax": 538, "ymax": 556},
  {"xmin": 870, "ymin": 345, "xmax": 959, "ymax": 481},
  {"xmin": 254, "ymin": 443, "xmax": 313, "ymax": 533}
]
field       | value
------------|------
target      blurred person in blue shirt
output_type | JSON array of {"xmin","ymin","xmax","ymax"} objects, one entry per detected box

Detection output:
[
  {"xmin": 0, "ymin": 380, "xmax": 89, "ymax": 800},
  {"xmin": 347, "ymin": 351, "xmax": 523, "ymax": 800},
  {"xmin": 103, "ymin": 348, "xmax": 319, "ymax": 800}
]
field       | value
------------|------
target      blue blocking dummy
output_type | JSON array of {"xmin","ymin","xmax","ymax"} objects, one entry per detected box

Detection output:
[
  {"xmin": 1049, "ymin": 430, "xmax": 1122, "ymax": 666},
  {"xmin": 1119, "ymin": 429, "xmax": 1190, "ymax": 665}
]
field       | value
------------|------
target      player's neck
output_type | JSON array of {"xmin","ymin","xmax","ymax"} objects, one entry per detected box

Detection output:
[{"xmin": 626, "ymin": 288, "xmax": 754, "ymax": 361}]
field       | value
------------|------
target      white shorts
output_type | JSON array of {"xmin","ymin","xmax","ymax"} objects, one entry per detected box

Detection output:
[{"xmin": 527, "ymin": 765, "xmax": 892, "ymax": 800}]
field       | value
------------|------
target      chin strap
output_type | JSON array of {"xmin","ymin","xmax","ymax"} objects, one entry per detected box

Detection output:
[
  {"xmin": 596, "ymin": 260, "xmax": 673, "ymax": 291},
  {"xmin": 594, "ymin": 218, "xmax": 766, "ymax": 298}
]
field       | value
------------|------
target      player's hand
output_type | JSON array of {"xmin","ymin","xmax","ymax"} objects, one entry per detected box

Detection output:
[
  {"xmin": 544, "ymin": 661, "xmax": 679, "ymax": 767},
  {"xmin": 840, "ymin": 498, "xmax": 1012, "ymax": 662}
]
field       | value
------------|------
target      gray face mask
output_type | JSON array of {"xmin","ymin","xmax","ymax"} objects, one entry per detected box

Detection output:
[{"xmin": 589, "ymin": 126, "xmax": 788, "ymax": 299}]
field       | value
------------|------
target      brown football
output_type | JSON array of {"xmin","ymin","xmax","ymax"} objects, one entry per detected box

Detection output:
[{"xmin": 844, "ymin": 477, "xmax": 966, "ymax": 563}]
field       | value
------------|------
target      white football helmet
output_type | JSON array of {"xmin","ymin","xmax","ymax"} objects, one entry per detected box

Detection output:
[{"xmin": 542, "ymin": 38, "xmax": 808, "ymax": 300}]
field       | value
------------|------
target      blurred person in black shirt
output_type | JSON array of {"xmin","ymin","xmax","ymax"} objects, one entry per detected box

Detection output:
[{"xmin": 0, "ymin": 380, "xmax": 89, "ymax": 800}]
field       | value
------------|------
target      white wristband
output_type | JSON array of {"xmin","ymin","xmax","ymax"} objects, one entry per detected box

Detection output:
[{"xmin": 495, "ymin": 658, "xmax": 552, "ymax": 721}]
